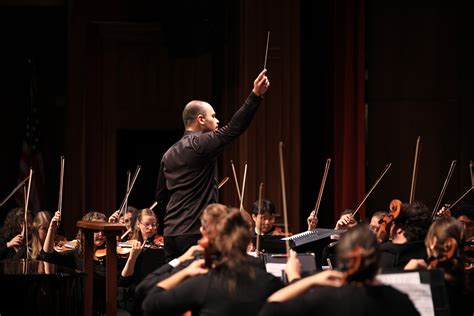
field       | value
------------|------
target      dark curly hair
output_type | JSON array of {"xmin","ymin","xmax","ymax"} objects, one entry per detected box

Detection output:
[
  {"xmin": 0, "ymin": 208, "xmax": 33, "ymax": 240},
  {"xmin": 393, "ymin": 202, "xmax": 431, "ymax": 242}
]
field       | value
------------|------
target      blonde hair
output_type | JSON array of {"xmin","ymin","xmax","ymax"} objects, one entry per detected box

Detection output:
[{"xmin": 31, "ymin": 211, "xmax": 51, "ymax": 259}]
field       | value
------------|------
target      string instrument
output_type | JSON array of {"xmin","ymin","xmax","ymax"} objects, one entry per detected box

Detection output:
[
  {"xmin": 54, "ymin": 239, "xmax": 80, "ymax": 253},
  {"xmin": 376, "ymin": 199, "xmax": 402, "ymax": 243},
  {"xmin": 426, "ymin": 237, "xmax": 457, "ymax": 270},
  {"xmin": 463, "ymin": 238, "xmax": 474, "ymax": 270},
  {"xmin": 94, "ymin": 235, "xmax": 164, "ymax": 258}
]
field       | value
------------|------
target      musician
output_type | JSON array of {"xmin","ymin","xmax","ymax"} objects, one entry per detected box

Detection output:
[
  {"xmin": 322, "ymin": 209, "xmax": 360, "ymax": 267},
  {"xmin": 119, "ymin": 206, "xmax": 138, "ymax": 241},
  {"xmin": 259, "ymin": 225, "xmax": 420, "ymax": 316},
  {"xmin": 368, "ymin": 211, "xmax": 388, "ymax": 235},
  {"xmin": 40, "ymin": 211, "xmax": 109, "ymax": 315},
  {"xmin": 404, "ymin": 217, "xmax": 473, "ymax": 316},
  {"xmin": 379, "ymin": 202, "xmax": 431, "ymax": 270},
  {"xmin": 30, "ymin": 211, "xmax": 51, "ymax": 259},
  {"xmin": 0, "ymin": 207, "xmax": 32, "ymax": 260},
  {"xmin": 134, "ymin": 203, "xmax": 228, "ymax": 314},
  {"xmin": 142, "ymin": 207, "xmax": 285, "ymax": 316},
  {"xmin": 120, "ymin": 208, "xmax": 165, "ymax": 313},
  {"xmin": 155, "ymin": 70, "xmax": 270, "ymax": 260},
  {"xmin": 250, "ymin": 199, "xmax": 286, "ymax": 236}
]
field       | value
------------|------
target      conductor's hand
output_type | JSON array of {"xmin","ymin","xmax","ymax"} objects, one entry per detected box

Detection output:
[{"xmin": 253, "ymin": 69, "xmax": 270, "ymax": 97}]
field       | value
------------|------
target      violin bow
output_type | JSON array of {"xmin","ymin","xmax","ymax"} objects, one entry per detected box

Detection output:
[
  {"xmin": 352, "ymin": 163, "xmax": 392, "ymax": 218},
  {"xmin": 57, "ymin": 156, "xmax": 65, "ymax": 227},
  {"xmin": 124, "ymin": 170, "xmax": 131, "ymax": 215},
  {"xmin": 149, "ymin": 201, "xmax": 158, "ymax": 210},
  {"xmin": 23, "ymin": 168, "xmax": 33, "ymax": 260},
  {"xmin": 470, "ymin": 160, "xmax": 474, "ymax": 187},
  {"xmin": 313, "ymin": 159, "xmax": 331, "ymax": 219},
  {"xmin": 431, "ymin": 160, "xmax": 456, "ymax": 219},
  {"xmin": 448, "ymin": 186, "xmax": 474, "ymax": 210},
  {"xmin": 255, "ymin": 182, "xmax": 264, "ymax": 254},
  {"xmin": 230, "ymin": 160, "xmax": 242, "ymax": 202},
  {"xmin": 118, "ymin": 165, "xmax": 141, "ymax": 217},
  {"xmin": 239, "ymin": 162, "xmax": 248, "ymax": 213},
  {"xmin": 0, "ymin": 174, "xmax": 30, "ymax": 207},
  {"xmin": 279, "ymin": 142, "xmax": 290, "ymax": 254},
  {"xmin": 409, "ymin": 136, "xmax": 422, "ymax": 203},
  {"xmin": 218, "ymin": 176, "xmax": 229, "ymax": 190}
]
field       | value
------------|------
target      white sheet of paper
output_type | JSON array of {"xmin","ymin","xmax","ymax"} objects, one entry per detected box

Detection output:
[
  {"xmin": 376, "ymin": 273, "xmax": 435, "ymax": 316},
  {"xmin": 265, "ymin": 263, "xmax": 285, "ymax": 278}
]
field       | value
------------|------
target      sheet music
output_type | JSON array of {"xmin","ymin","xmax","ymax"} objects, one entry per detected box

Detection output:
[
  {"xmin": 265, "ymin": 263, "xmax": 285, "ymax": 278},
  {"xmin": 376, "ymin": 273, "xmax": 435, "ymax": 316}
]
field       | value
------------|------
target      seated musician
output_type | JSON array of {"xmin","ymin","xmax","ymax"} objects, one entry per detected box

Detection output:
[
  {"xmin": 119, "ymin": 208, "xmax": 165, "ymax": 313},
  {"xmin": 322, "ymin": 209, "xmax": 359, "ymax": 267},
  {"xmin": 250, "ymin": 199, "xmax": 288, "ymax": 236},
  {"xmin": 368, "ymin": 210, "xmax": 388, "ymax": 236},
  {"xmin": 259, "ymin": 225, "xmax": 420, "ymax": 316},
  {"xmin": 134, "ymin": 203, "xmax": 227, "ymax": 313},
  {"xmin": 142, "ymin": 207, "xmax": 287, "ymax": 316},
  {"xmin": 40, "ymin": 210, "xmax": 109, "ymax": 314},
  {"xmin": 119, "ymin": 206, "xmax": 138, "ymax": 241},
  {"xmin": 404, "ymin": 217, "xmax": 473, "ymax": 316},
  {"xmin": 379, "ymin": 201, "xmax": 431, "ymax": 270},
  {"xmin": 0, "ymin": 207, "xmax": 33, "ymax": 260}
]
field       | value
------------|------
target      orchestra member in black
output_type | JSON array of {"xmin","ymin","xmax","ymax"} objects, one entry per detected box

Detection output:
[
  {"xmin": 0, "ymin": 207, "xmax": 32, "ymax": 260},
  {"xmin": 405, "ymin": 217, "xmax": 473, "ymax": 316},
  {"xmin": 155, "ymin": 69, "xmax": 270, "ymax": 260},
  {"xmin": 259, "ymin": 225, "xmax": 420, "ymax": 316},
  {"xmin": 379, "ymin": 202, "xmax": 431, "ymax": 270},
  {"xmin": 142, "ymin": 207, "xmax": 285, "ymax": 316}
]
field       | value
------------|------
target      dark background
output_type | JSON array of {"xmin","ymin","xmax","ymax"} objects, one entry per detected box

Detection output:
[{"xmin": 1, "ymin": 0, "xmax": 472, "ymax": 238}]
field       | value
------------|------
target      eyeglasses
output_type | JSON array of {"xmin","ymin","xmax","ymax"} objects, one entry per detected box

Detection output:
[{"xmin": 139, "ymin": 221, "xmax": 157, "ymax": 229}]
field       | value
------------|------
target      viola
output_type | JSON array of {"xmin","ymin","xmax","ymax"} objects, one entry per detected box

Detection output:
[
  {"xmin": 426, "ymin": 237, "xmax": 457, "ymax": 269},
  {"xmin": 376, "ymin": 199, "xmax": 402, "ymax": 243}
]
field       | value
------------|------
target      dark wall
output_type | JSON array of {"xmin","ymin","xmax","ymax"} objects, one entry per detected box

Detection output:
[{"xmin": 366, "ymin": 0, "xmax": 474, "ymax": 214}]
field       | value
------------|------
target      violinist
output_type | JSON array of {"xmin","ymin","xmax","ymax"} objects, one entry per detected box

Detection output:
[
  {"xmin": 134, "ymin": 203, "xmax": 228, "ymax": 314},
  {"xmin": 259, "ymin": 225, "xmax": 420, "ymax": 316},
  {"xmin": 40, "ymin": 210, "xmax": 109, "ymax": 315},
  {"xmin": 142, "ymin": 207, "xmax": 285, "ymax": 316},
  {"xmin": 250, "ymin": 199, "xmax": 289, "ymax": 236},
  {"xmin": 379, "ymin": 202, "xmax": 431, "ymax": 270},
  {"xmin": 404, "ymin": 217, "xmax": 473, "ymax": 316},
  {"xmin": 119, "ymin": 208, "xmax": 164, "ymax": 313},
  {"xmin": 321, "ymin": 209, "xmax": 359, "ymax": 267},
  {"xmin": 368, "ymin": 211, "xmax": 388, "ymax": 236},
  {"xmin": 119, "ymin": 206, "xmax": 138, "ymax": 241},
  {"xmin": 0, "ymin": 207, "xmax": 32, "ymax": 260}
]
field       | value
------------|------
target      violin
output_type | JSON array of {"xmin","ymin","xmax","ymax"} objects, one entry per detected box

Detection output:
[
  {"xmin": 376, "ymin": 199, "xmax": 402, "ymax": 243},
  {"xmin": 54, "ymin": 239, "xmax": 80, "ymax": 253},
  {"xmin": 94, "ymin": 235, "xmax": 164, "ymax": 258}
]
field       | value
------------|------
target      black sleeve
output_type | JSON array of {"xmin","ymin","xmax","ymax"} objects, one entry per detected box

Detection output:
[
  {"xmin": 0, "ymin": 238, "xmax": 11, "ymax": 260},
  {"xmin": 135, "ymin": 263, "xmax": 174, "ymax": 300},
  {"xmin": 142, "ymin": 275, "xmax": 207, "ymax": 316},
  {"xmin": 259, "ymin": 298, "xmax": 311, "ymax": 316},
  {"xmin": 195, "ymin": 92, "xmax": 263, "ymax": 155},
  {"xmin": 38, "ymin": 249, "xmax": 78, "ymax": 269},
  {"xmin": 155, "ymin": 159, "xmax": 169, "ymax": 214}
]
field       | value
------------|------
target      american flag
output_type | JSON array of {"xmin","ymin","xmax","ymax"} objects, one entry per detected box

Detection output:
[{"xmin": 16, "ymin": 59, "xmax": 45, "ymax": 211}]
